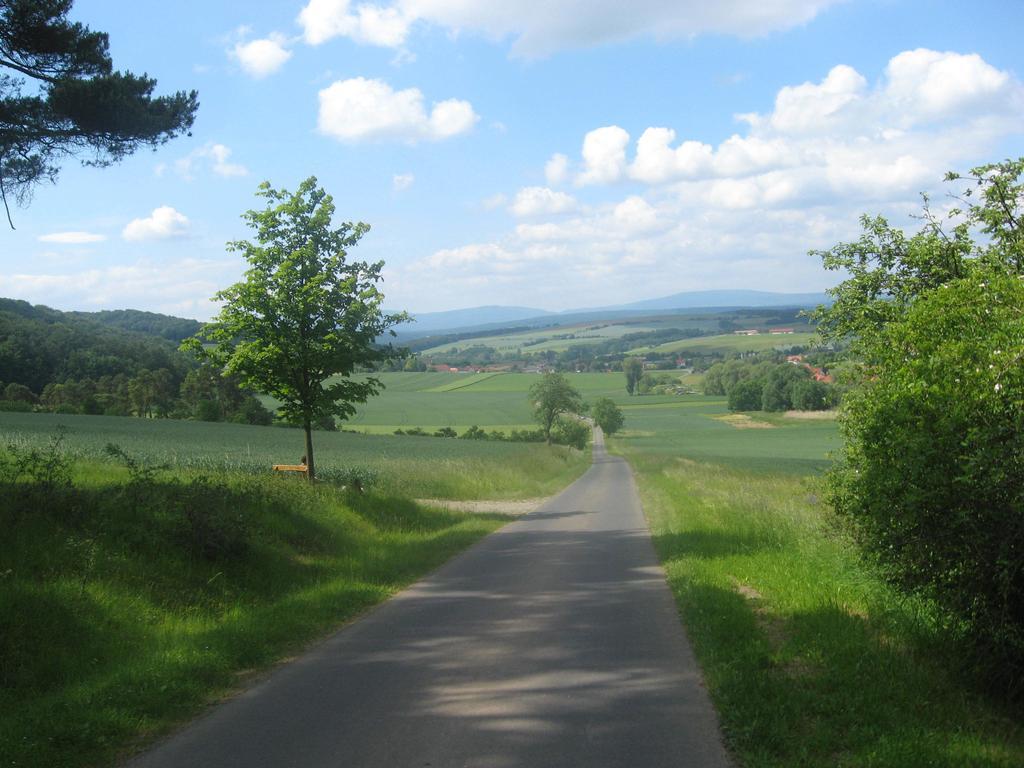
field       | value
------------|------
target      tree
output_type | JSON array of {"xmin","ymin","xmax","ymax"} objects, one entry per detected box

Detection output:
[
  {"xmin": 528, "ymin": 372, "xmax": 584, "ymax": 444},
  {"xmin": 623, "ymin": 357, "xmax": 643, "ymax": 395},
  {"xmin": 591, "ymin": 397, "xmax": 624, "ymax": 435},
  {"xmin": 183, "ymin": 177, "xmax": 406, "ymax": 481},
  {"xmin": 0, "ymin": 0, "xmax": 198, "ymax": 225},
  {"xmin": 816, "ymin": 159, "xmax": 1024, "ymax": 695}
]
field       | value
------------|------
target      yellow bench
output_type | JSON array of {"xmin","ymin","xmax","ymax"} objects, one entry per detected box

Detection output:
[{"xmin": 272, "ymin": 464, "xmax": 308, "ymax": 476}]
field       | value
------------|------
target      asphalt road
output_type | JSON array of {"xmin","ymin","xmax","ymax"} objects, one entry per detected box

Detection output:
[{"xmin": 127, "ymin": 430, "xmax": 731, "ymax": 768}]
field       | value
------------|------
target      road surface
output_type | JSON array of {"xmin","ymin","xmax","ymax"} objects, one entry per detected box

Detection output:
[{"xmin": 128, "ymin": 430, "xmax": 731, "ymax": 767}]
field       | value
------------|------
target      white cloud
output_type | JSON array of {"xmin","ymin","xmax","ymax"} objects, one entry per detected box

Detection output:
[
  {"xmin": 295, "ymin": 0, "xmax": 843, "ymax": 57},
  {"xmin": 544, "ymin": 153, "xmax": 569, "ymax": 185},
  {"xmin": 37, "ymin": 231, "xmax": 106, "ymax": 244},
  {"xmin": 510, "ymin": 186, "xmax": 577, "ymax": 217},
  {"xmin": 399, "ymin": 0, "xmax": 841, "ymax": 57},
  {"xmin": 393, "ymin": 48, "xmax": 1024, "ymax": 312},
  {"xmin": 481, "ymin": 193, "xmax": 507, "ymax": 210},
  {"xmin": 174, "ymin": 142, "xmax": 248, "ymax": 181},
  {"xmin": 122, "ymin": 207, "xmax": 191, "ymax": 242},
  {"xmin": 576, "ymin": 126, "xmax": 630, "ymax": 186},
  {"xmin": 393, "ymin": 173, "xmax": 415, "ymax": 191},
  {"xmin": 232, "ymin": 35, "xmax": 292, "ymax": 78},
  {"xmin": 0, "ymin": 259, "xmax": 232, "ymax": 319},
  {"xmin": 317, "ymin": 77, "xmax": 478, "ymax": 142},
  {"xmin": 299, "ymin": 0, "xmax": 411, "ymax": 46}
]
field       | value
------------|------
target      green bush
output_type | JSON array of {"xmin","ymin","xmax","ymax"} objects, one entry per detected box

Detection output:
[
  {"xmin": 727, "ymin": 378, "xmax": 762, "ymax": 411},
  {"xmin": 828, "ymin": 274, "xmax": 1024, "ymax": 692},
  {"xmin": 591, "ymin": 397, "xmax": 625, "ymax": 435},
  {"xmin": 552, "ymin": 417, "xmax": 589, "ymax": 450}
]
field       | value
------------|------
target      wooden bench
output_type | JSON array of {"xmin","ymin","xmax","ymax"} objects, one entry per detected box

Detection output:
[{"xmin": 272, "ymin": 464, "xmax": 308, "ymax": 476}]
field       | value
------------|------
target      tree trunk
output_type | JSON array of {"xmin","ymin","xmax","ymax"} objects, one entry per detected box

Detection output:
[{"xmin": 303, "ymin": 419, "xmax": 316, "ymax": 482}]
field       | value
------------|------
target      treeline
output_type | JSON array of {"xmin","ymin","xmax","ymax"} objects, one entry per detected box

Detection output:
[
  {"xmin": 703, "ymin": 357, "xmax": 840, "ymax": 411},
  {"xmin": 0, "ymin": 298, "xmax": 191, "ymax": 392},
  {"xmin": 0, "ymin": 298, "xmax": 273, "ymax": 425}
]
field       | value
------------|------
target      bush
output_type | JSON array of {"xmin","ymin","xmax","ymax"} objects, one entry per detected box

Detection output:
[
  {"xmin": 177, "ymin": 477, "xmax": 249, "ymax": 560},
  {"xmin": 552, "ymin": 417, "xmax": 589, "ymax": 450},
  {"xmin": 727, "ymin": 379, "xmax": 762, "ymax": 411},
  {"xmin": 828, "ymin": 274, "xmax": 1024, "ymax": 694},
  {"xmin": 791, "ymin": 379, "xmax": 832, "ymax": 411},
  {"xmin": 0, "ymin": 399, "xmax": 33, "ymax": 413}
]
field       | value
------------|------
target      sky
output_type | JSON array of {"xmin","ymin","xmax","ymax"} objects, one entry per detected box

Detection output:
[{"xmin": 2, "ymin": 0, "xmax": 1023, "ymax": 320}]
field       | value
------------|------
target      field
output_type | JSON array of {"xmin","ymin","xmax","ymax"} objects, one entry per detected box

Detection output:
[
  {"xmin": 0, "ymin": 408, "xmax": 588, "ymax": 500},
  {"xmin": 627, "ymin": 330, "xmax": 817, "ymax": 355},
  {"xmin": 418, "ymin": 314, "xmax": 813, "ymax": 356}
]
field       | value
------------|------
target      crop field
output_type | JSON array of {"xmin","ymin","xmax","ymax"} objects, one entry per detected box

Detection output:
[
  {"xmin": 418, "ymin": 322, "xmax": 669, "ymax": 355},
  {"xmin": 628, "ymin": 330, "xmax": 817, "ymax": 356},
  {"xmin": 0, "ymin": 410, "xmax": 588, "ymax": 500}
]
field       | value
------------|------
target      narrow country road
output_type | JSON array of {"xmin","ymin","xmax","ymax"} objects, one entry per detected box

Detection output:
[{"xmin": 127, "ymin": 430, "xmax": 731, "ymax": 768}]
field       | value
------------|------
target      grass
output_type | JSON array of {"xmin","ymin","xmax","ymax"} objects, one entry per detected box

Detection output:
[
  {"xmin": 0, "ymin": 411, "xmax": 589, "ymax": 500},
  {"xmin": 0, "ymin": 458, "xmax": 516, "ymax": 768},
  {"xmin": 610, "ymin": 401, "xmax": 1024, "ymax": 766}
]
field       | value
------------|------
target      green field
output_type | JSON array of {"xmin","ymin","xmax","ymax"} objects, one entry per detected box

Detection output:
[
  {"xmin": 0, "ymin": 409, "xmax": 588, "ymax": 500},
  {"xmin": 628, "ymin": 331, "xmax": 817, "ymax": 355},
  {"xmin": 418, "ymin": 321, "xmax": 669, "ymax": 354}
]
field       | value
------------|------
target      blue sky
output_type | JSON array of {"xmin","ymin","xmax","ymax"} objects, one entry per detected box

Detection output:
[{"xmin": 2, "ymin": 0, "xmax": 1023, "ymax": 319}]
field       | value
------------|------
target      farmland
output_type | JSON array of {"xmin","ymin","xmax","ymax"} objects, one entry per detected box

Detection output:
[{"xmin": 626, "ymin": 330, "xmax": 817, "ymax": 356}]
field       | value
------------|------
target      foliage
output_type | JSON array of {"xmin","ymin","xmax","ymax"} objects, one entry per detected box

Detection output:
[
  {"xmin": 591, "ymin": 397, "xmax": 624, "ymax": 435},
  {"xmin": 552, "ymin": 416, "xmax": 589, "ymax": 450},
  {"xmin": 183, "ymin": 177, "xmax": 407, "ymax": 480},
  {"xmin": 0, "ymin": 0, "xmax": 198, "ymax": 222},
  {"xmin": 828, "ymin": 274, "xmax": 1024, "ymax": 692},
  {"xmin": 623, "ymin": 357, "xmax": 644, "ymax": 395},
  {"xmin": 726, "ymin": 378, "xmax": 762, "ymax": 412},
  {"xmin": 818, "ymin": 158, "xmax": 1024, "ymax": 696},
  {"xmin": 528, "ymin": 371, "xmax": 585, "ymax": 443}
]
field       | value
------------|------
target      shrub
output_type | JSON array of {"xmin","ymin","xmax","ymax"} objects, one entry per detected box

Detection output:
[
  {"xmin": 592, "ymin": 397, "xmax": 625, "ymax": 435},
  {"xmin": 176, "ymin": 477, "xmax": 249, "ymax": 560},
  {"xmin": 552, "ymin": 417, "xmax": 589, "ymax": 450},
  {"xmin": 727, "ymin": 379, "xmax": 762, "ymax": 411},
  {"xmin": 828, "ymin": 274, "xmax": 1024, "ymax": 694}
]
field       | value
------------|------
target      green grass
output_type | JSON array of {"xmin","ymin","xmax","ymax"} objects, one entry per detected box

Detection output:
[
  {"xmin": 0, "ymin": 460, "xmax": 517, "ymax": 768},
  {"xmin": 0, "ymin": 411, "xmax": 588, "ymax": 500},
  {"xmin": 610, "ymin": 401, "xmax": 1024, "ymax": 766}
]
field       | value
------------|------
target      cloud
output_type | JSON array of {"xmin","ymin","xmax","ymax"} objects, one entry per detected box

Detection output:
[
  {"xmin": 576, "ymin": 126, "xmax": 630, "ymax": 186},
  {"xmin": 0, "ymin": 258, "xmax": 233, "ymax": 319},
  {"xmin": 317, "ymin": 77, "xmax": 478, "ymax": 142},
  {"xmin": 544, "ymin": 153, "xmax": 569, "ymax": 185},
  {"xmin": 393, "ymin": 48, "xmax": 1024, "ymax": 312},
  {"xmin": 173, "ymin": 142, "xmax": 249, "ymax": 181},
  {"xmin": 561, "ymin": 49, "xmax": 1023, "ymax": 203},
  {"xmin": 510, "ymin": 186, "xmax": 577, "ymax": 217},
  {"xmin": 37, "ymin": 231, "xmax": 106, "ymax": 244},
  {"xmin": 232, "ymin": 35, "xmax": 292, "ymax": 78},
  {"xmin": 299, "ymin": 0, "xmax": 410, "ymax": 46},
  {"xmin": 122, "ymin": 207, "xmax": 191, "ymax": 241},
  {"xmin": 296, "ymin": 0, "xmax": 844, "ymax": 57},
  {"xmin": 393, "ymin": 173, "xmax": 415, "ymax": 191}
]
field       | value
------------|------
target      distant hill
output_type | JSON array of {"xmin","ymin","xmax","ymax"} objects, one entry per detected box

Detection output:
[
  {"xmin": 612, "ymin": 290, "xmax": 831, "ymax": 313},
  {"xmin": 402, "ymin": 305, "xmax": 552, "ymax": 334},
  {"xmin": 396, "ymin": 290, "xmax": 829, "ymax": 338}
]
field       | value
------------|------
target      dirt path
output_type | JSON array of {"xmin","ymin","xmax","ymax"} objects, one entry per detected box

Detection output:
[{"xmin": 414, "ymin": 496, "xmax": 554, "ymax": 516}]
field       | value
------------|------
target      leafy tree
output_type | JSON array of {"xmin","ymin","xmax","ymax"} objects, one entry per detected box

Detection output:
[
  {"xmin": 726, "ymin": 378, "xmax": 762, "ymax": 412},
  {"xmin": 183, "ymin": 177, "xmax": 406, "ymax": 481},
  {"xmin": 528, "ymin": 372, "xmax": 584, "ymax": 444},
  {"xmin": 591, "ymin": 397, "xmax": 624, "ymax": 435},
  {"xmin": 0, "ymin": 0, "xmax": 198, "ymax": 225},
  {"xmin": 817, "ymin": 159, "xmax": 1024, "ymax": 694},
  {"xmin": 553, "ymin": 417, "xmax": 589, "ymax": 450},
  {"xmin": 623, "ymin": 357, "xmax": 644, "ymax": 395}
]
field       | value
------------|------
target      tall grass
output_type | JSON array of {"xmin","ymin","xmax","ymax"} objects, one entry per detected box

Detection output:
[
  {"xmin": 0, "ymin": 455, "xmax": 513, "ymax": 768},
  {"xmin": 619, "ymin": 450, "xmax": 1024, "ymax": 767}
]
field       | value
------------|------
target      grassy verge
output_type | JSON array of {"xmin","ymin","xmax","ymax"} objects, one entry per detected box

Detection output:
[
  {"xmin": 0, "ymin": 456, "xmax": 514, "ymax": 768},
  {"xmin": 616, "ymin": 449, "xmax": 1024, "ymax": 767}
]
